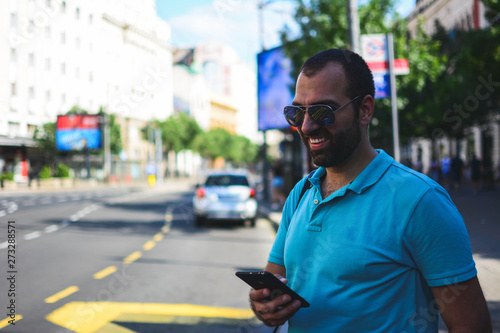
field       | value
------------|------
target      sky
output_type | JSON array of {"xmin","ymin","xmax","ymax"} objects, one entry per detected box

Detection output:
[{"xmin": 155, "ymin": 0, "xmax": 416, "ymax": 69}]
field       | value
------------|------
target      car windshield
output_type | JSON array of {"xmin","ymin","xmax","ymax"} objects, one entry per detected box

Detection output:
[{"xmin": 205, "ymin": 175, "xmax": 249, "ymax": 187}]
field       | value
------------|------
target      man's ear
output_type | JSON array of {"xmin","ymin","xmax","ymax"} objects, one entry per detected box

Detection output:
[{"xmin": 359, "ymin": 95, "xmax": 375, "ymax": 126}]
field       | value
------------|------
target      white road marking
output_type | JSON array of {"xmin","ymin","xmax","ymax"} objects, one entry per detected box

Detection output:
[
  {"xmin": 24, "ymin": 231, "xmax": 41, "ymax": 240},
  {"xmin": 45, "ymin": 225, "xmax": 59, "ymax": 233}
]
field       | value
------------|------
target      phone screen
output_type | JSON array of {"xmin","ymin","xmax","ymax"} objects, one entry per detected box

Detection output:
[{"xmin": 235, "ymin": 271, "xmax": 310, "ymax": 308}]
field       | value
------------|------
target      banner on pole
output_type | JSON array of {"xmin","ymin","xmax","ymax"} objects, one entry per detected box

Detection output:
[{"xmin": 361, "ymin": 34, "xmax": 409, "ymax": 99}]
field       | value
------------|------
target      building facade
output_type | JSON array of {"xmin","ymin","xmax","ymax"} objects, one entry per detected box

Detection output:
[{"xmin": 0, "ymin": 0, "xmax": 173, "ymax": 182}]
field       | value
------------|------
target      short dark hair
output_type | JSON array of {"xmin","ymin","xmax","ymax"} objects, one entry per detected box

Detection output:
[{"xmin": 299, "ymin": 49, "xmax": 375, "ymax": 101}]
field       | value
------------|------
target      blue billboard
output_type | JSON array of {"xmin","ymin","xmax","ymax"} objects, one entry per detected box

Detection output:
[{"xmin": 257, "ymin": 46, "xmax": 295, "ymax": 131}]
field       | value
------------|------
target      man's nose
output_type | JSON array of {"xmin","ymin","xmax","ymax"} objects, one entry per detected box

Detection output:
[{"xmin": 300, "ymin": 111, "xmax": 320, "ymax": 134}]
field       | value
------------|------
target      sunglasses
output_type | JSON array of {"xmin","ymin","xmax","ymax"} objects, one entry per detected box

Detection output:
[{"xmin": 283, "ymin": 96, "xmax": 360, "ymax": 127}]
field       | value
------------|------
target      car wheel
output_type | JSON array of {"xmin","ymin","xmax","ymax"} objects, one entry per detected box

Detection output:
[{"xmin": 249, "ymin": 218, "xmax": 256, "ymax": 227}]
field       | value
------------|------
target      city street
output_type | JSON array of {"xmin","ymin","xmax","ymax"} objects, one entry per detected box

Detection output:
[{"xmin": 0, "ymin": 184, "xmax": 276, "ymax": 332}]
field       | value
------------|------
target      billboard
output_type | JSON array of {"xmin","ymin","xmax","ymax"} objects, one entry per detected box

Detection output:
[
  {"xmin": 56, "ymin": 114, "xmax": 102, "ymax": 151},
  {"xmin": 257, "ymin": 46, "xmax": 295, "ymax": 131}
]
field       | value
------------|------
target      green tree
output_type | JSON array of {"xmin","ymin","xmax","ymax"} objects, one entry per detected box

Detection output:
[
  {"xmin": 33, "ymin": 122, "xmax": 58, "ymax": 166},
  {"xmin": 227, "ymin": 135, "xmax": 259, "ymax": 165},
  {"xmin": 192, "ymin": 128, "xmax": 233, "ymax": 161},
  {"xmin": 98, "ymin": 108, "xmax": 123, "ymax": 155},
  {"xmin": 157, "ymin": 112, "xmax": 203, "ymax": 153},
  {"xmin": 280, "ymin": 0, "xmax": 447, "ymax": 151}
]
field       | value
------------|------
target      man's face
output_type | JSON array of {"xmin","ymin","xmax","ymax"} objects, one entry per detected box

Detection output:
[{"xmin": 293, "ymin": 63, "xmax": 362, "ymax": 167}]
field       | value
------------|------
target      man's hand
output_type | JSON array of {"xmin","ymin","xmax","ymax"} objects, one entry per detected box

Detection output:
[{"xmin": 249, "ymin": 274, "xmax": 301, "ymax": 327}]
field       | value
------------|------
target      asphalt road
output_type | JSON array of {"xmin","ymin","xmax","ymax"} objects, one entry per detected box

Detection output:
[{"xmin": 0, "ymin": 187, "xmax": 276, "ymax": 333}]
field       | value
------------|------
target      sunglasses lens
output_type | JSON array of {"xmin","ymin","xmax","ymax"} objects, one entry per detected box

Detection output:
[
  {"xmin": 284, "ymin": 106, "xmax": 304, "ymax": 127},
  {"xmin": 308, "ymin": 105, "xmax": 334, "ymax": 127}
]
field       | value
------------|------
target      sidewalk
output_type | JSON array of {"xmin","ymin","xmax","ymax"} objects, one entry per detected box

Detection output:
[
  {"xmin": 0, "ymin": 177, "xmax": 197, "ymax": 197},
  {"xmin": 258, "ymin": 184, "xmax": 500, "ymax": 332}
]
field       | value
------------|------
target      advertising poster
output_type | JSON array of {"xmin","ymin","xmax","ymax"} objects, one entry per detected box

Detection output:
[
  {"xmin": 257, "ymin": 46, "xmax": 295, "ymax": 131},
  {"xmin": 56, "ymin": 114, "xmax": 102, "ymax": 151}
]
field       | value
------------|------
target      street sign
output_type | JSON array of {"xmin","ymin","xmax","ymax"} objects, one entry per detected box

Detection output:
[
  {"xmin": 361, "ymin": 34, "xmax": 409, "ymax": 78},
  {"xmin": 361, "ymin": 34, "xmax": 388, "ymax": 62},
  {"xmin": 368, "ymin": 59, "xmax": 409, "ymax": 75},
  {"xmin": 361, "ymin": 33, "xmax": 407, "ymax": 163},
  {"xmin": 373, "ymin": 73, "xmax": 390, "ymax": 99}
]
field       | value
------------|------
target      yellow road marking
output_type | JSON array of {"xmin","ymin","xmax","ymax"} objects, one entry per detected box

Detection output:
[
  {"xmin": 123, "ymin": 251, "xmax": 141, "ymax": 265},
  {"xmin": 46, "ymin": 302, "xmax": 256, "ymax": 333},
  {"xmin": 162, "ymin": 225, "xmax": 170, "ymax": 233},
  {"xmin": 165, "ymin": 213, "xmax": 173, "ymax": 222},
  {"xmin": 0, "ymin": 315, "xmax": 23, "ymax": 329},
  {"xmin": 142, "ymin": 240, "xmax": 156, "ymax": 251},
  {"xmin": 153, "ymin": 233, "xmax": 163, "ymax": 242},
  {"xmin": 45, "ymin": 286, "xmax": 79, "ymax": 304},
  {"xmin": 93, "ymin": 266, "xmax": 117, "ymax": 280}
]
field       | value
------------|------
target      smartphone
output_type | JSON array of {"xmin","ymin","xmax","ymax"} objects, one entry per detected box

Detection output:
[{"xmin": 235, "ymin": 271, "xmax": 310, "ymax": 308}]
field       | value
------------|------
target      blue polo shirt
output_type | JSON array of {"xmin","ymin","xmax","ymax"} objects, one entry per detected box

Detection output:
[{"xmin": 268, "ymin": 150, "xmax": 476, "ymax": 332}]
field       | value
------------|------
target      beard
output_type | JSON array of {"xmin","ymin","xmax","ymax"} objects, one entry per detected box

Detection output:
[{"xmin": 300, "ymin": 114, "xmax": 362, "ymax": 167}]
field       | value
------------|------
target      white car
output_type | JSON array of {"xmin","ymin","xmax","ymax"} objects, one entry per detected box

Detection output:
[{"xmin": 192, "ymin": 171, "xmax": 258, "ymax": 227}]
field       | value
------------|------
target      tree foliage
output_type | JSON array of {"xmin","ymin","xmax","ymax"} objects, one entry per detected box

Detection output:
[
  {"xmin": 280, "ymin": 0, "xmax": 499, "ymax": 152},
  {"xmin": 156, "ymin": 112, "xmax": 203, "ymax": 153},
  {"xmin": 192, "ymin": 128, "xmax": 259, "ymax": 165}
]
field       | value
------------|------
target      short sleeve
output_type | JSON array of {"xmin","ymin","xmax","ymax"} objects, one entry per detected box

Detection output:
[
  {"xmin": 403, "ymin": 187, "xmax": 477, "ymax": 287},
  {"xmin": 267, "ymin": 177, "xmax": 308, "ymax": 267}
]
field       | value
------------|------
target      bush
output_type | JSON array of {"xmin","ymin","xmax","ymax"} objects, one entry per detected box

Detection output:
[
  {"xmin": 39, "ymin": 165, "xmax": 52, "ymax": 179},
  {"xmin": 54, "ymin": 163, "xmax": 70, "ymax": 178},
  {"xmin": 0, "ymin": 172, "xmax": 14, "ymax": 181}
]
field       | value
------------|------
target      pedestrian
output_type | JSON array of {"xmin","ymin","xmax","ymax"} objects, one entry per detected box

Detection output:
[
  {"xmin": 441, "ymin": 155, "xmax": 451, "ymax": 187},
  {"xmin": 469, "ymin": 154, "xmax": 481, "ymax": 194},
  {"xmin": 248, "ymin": 49, "xmax": 491, "ymax": 332},
  {"xmin": 429, "ymin": 157, "xmax": 441, "ymax": 182},
  {"xmin": 451, "ymin": 154, "xmax": 464, "ymax": 190}
]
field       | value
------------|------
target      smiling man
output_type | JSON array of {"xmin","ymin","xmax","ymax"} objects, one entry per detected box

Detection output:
[{"xmin": 249, "ymin": 49, "xmax": 492, "ymax": 332}]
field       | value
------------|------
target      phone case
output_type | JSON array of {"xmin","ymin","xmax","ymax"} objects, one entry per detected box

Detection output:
[{"xmin": 235, "ymin": 271, "xmax": 310, "ymax": 308}]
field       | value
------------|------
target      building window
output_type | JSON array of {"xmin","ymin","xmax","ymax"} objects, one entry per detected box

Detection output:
[
  {"xmin": 46, "ymin": 0, "xmax": 51, "ymax": 8},
  {"xmin": 45, "ymin": 26, "xmax": 51, "ymax": 39},
  {"xmin": 10, "ymin": 13, "xmax": 17, "ymax": 28},
  {"xmin": 61, "ymin": 63, "xmax": 66, "ymax": 74},
  {"xmin": 89, "ymin": 13, "xmax": 93, "ymax": 24},
  {"xmin": 61, "ymin": 93, "xmax": 66, "ymax": 103},
  {"xmin": 10, "ymin": 48, "xmax": 16, "ymax": 62},
  {"xmin": 27, "ymin": 124, "xmax": 36, "ymax": 138},
  {"xmin": 46, "ymin": 90, "xmax": 51, "ymax": 101},
  {"xmin": 28, "ymin": 20, "xmax": 35, "ymax": 34},
  {"xmin": 75, "ymin": 67, "xmax": 80, "ymax": 78},
  {"xmin": 75, "ymin": 7, "xmax": 80, "ymax": 19},
  {"xmin": 61, "ymin": 1, "xmax": 66, "ymax": 13},
  {"xmin": 11, "ymin": 83, "xmax": 16, "ymax": 96},
  {"xmin": 45, "ymin": 58, "xmax": 51, "ymax": 70},
  {"xmin": 29, "ymin": 53, "xmax": 35, "ymax": 66},
  {"xmin": 8, "ymin": 122, "xmax": 20, "ymax": 137},
  {"xmin": 29, "ymin": 87, "xmax": 35, "ymax": 99},
  {"xmin": 89, "ymin": 72, "xmax": 93, "ymax": 83},
  {"xmin": 75, "ymin": 37, "xmax": 80, "ymax": 49},
  {"xmin": 61, "ymin": 32, "xmax": 66, "ymax": 44}
]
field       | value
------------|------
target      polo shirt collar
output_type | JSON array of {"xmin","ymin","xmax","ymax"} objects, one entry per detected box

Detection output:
[{"xmin": 308, "ymin": 149, "xmax": 394, "ymax": 195}]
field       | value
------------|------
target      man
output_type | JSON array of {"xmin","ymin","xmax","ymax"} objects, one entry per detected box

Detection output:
[{"xmin": 249, "ymin": 49, "xmax": 491, "ymax": 332}]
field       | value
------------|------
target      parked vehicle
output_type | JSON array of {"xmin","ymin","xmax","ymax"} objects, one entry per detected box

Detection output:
[{"xmin": 192, "ymin": 170, "xmax": 258, "ymax": 227}]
